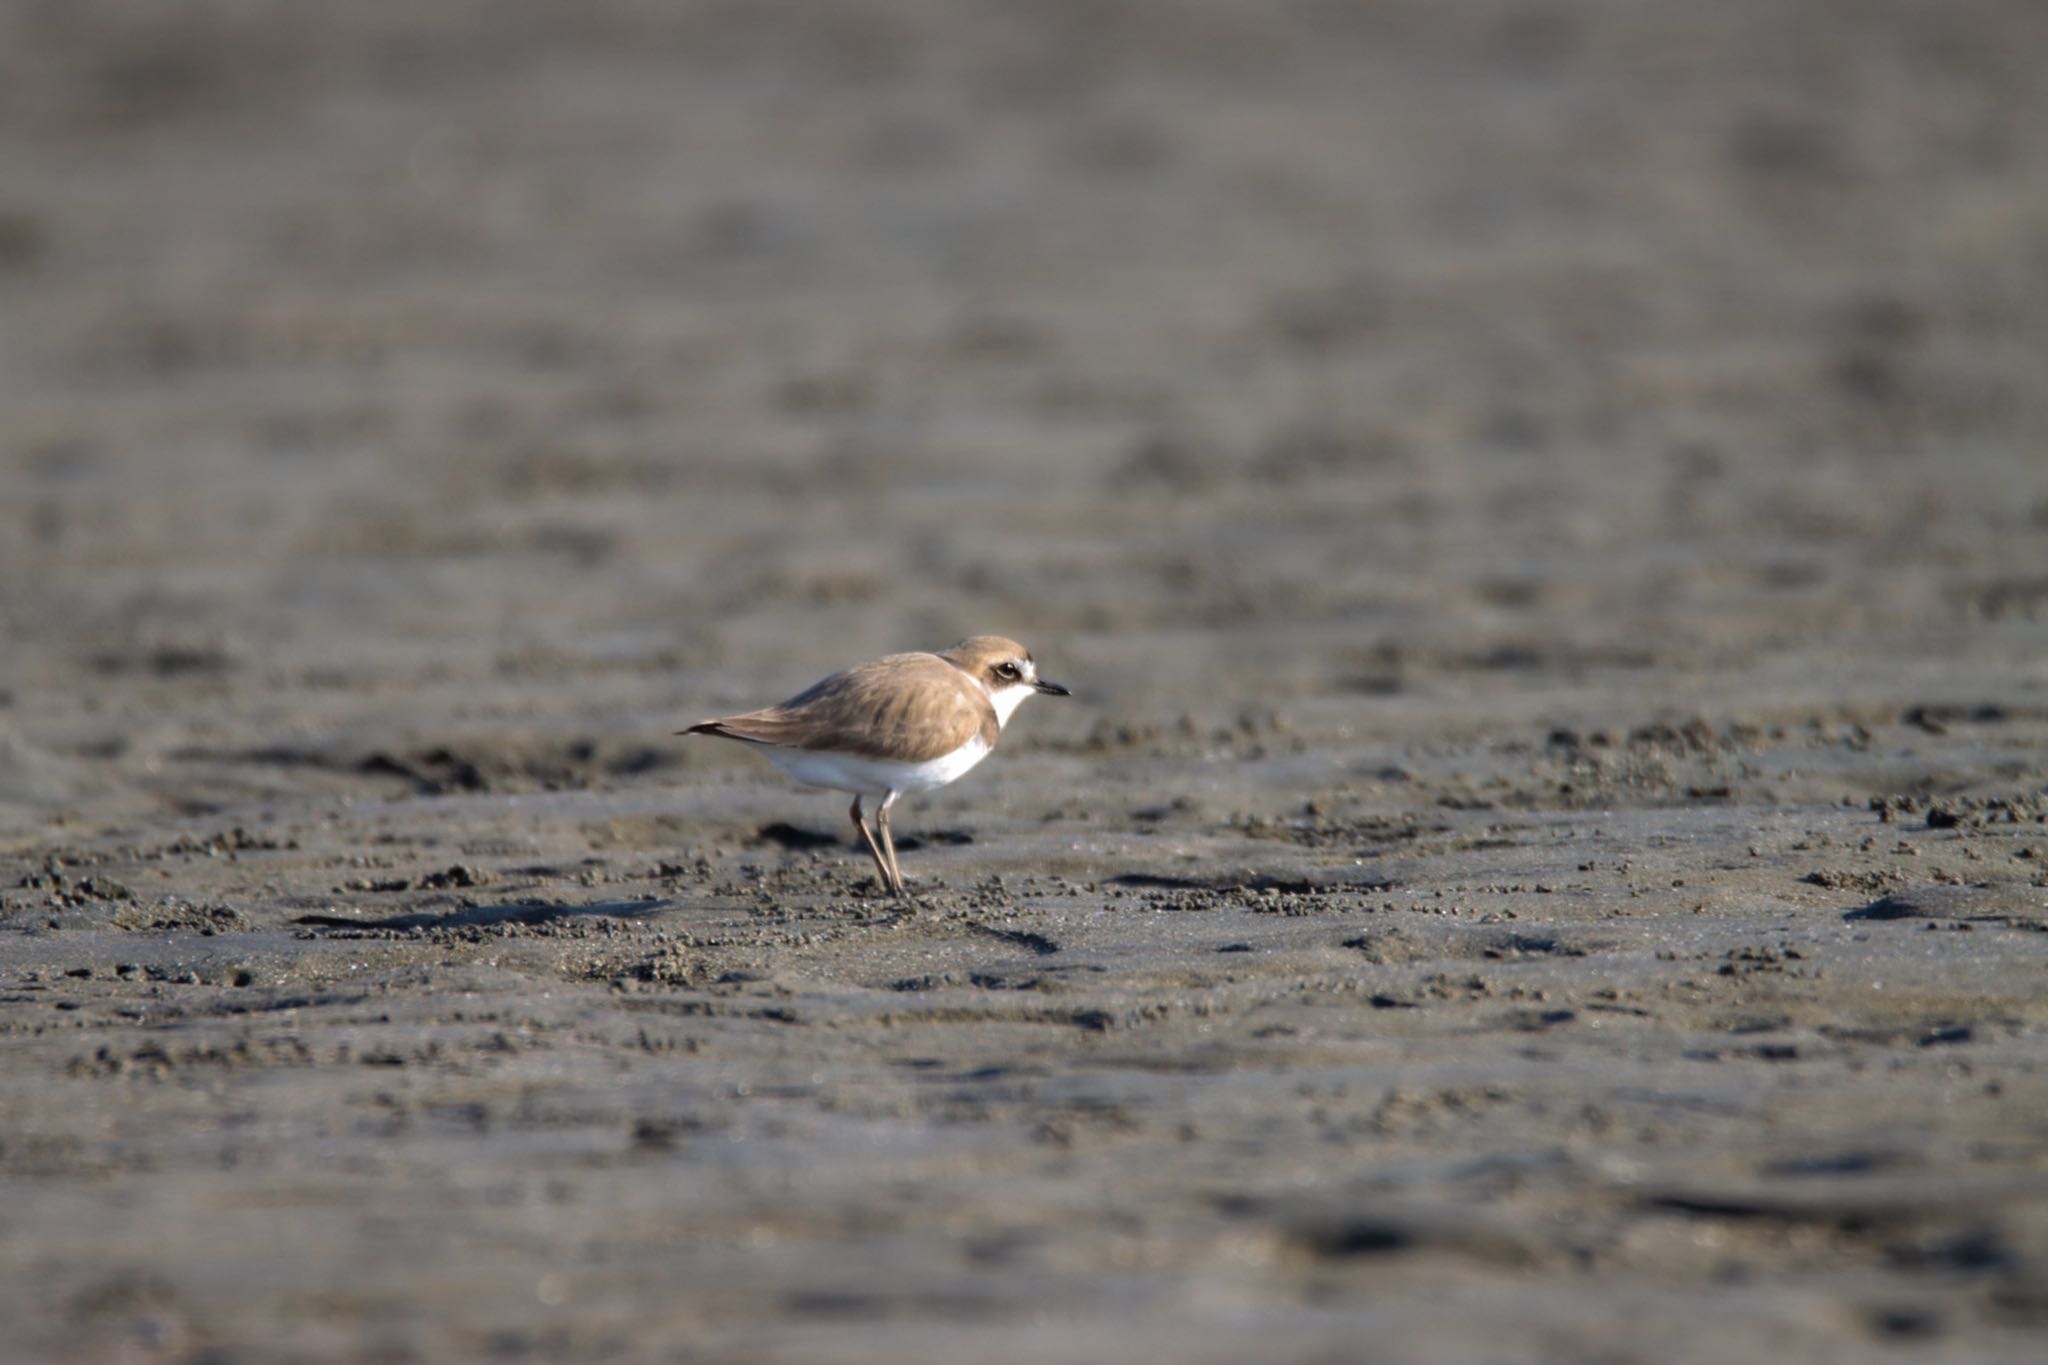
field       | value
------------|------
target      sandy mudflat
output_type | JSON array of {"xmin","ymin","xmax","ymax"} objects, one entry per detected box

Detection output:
[{"xmin": 4, "ymin": 2, "xmax": 2048, "ymax": 1361}]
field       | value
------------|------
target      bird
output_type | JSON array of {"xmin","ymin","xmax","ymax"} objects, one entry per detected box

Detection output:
[{"xmin": 679, "ymin": 636, "xmax": 1069, "ymax": 897}]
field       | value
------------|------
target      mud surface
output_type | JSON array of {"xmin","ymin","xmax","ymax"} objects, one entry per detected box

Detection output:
[{"xmin": 5, "ymin": 2, "xmax": 2048, "ymax": 1361}]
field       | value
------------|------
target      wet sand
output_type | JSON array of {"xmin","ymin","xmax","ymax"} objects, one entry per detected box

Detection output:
[{"xmin": 4, "ymin": 2, "xmax": 2048, "ymax": 1360}]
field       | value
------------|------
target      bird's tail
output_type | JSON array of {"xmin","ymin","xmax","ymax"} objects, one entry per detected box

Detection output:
[{"xmin": 677, "ymin": 720, "xmax": 764, "ymax": 742}]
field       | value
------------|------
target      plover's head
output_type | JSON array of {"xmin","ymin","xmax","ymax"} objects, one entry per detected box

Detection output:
[{"xmin": 940, "ymin": 635, "xmax": 1069, "ymax": 724}]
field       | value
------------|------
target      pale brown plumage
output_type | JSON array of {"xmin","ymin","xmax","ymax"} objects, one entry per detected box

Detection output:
[
  {"xmin": 679, "ymin": 636, "xmax": 1068, "ymax": 898},
  {"xmin": 684, "ymin": 650, "xmax": 998, "ymax": 761}
]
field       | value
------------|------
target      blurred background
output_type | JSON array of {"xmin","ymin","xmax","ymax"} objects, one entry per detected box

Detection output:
[
  {"xmin": 6, "ymin": 7, "xmax": 2048, "ymax": 1361},
  {"xmin": 1, "ymin": 0, "xmax": 2044, "ymax": 820}
]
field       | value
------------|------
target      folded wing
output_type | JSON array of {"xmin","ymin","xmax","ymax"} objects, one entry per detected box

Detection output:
[{"xmin": 682, "ymin": 653, "xmax": 998, "ymax": 762}]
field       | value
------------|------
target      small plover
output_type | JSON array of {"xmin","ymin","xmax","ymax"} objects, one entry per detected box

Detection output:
[{"xmin": 680, "ymin": 636, "xmax": 1068, "ymax": 897}]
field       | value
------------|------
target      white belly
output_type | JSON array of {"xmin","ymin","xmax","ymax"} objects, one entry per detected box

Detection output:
[{"xmin": 762, "ymin": 736, "xmax": 992, "ymax": 798}]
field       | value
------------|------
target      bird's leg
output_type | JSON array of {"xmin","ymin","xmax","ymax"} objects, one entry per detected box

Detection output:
[
  {"xmin": 876, "ymin": 791, "xmax": 905, "ymax": 896},
  {"xmin": 849, "ymin": 795, "xmax": 893, "ymax": 897}
]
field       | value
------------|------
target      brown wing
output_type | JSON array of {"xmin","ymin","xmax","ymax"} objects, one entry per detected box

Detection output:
[{"xmin": 682, "ymin": 653, "xmax": 997, "ymax": 762}]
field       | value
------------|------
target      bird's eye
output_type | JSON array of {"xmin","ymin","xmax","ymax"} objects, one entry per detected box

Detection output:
[{"xmin": 996, "ymin": 662, "xmax": 1020, "ymax": 679}]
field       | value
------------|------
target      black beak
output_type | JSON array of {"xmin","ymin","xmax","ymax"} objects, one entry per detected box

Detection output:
[{"xmin": 1033, "ymin": 678, "xmax": 1070, "ymax": 697}]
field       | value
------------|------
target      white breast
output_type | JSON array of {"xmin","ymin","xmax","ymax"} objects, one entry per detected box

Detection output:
[{"xmin": 764, "ymin": 735, "xmax": 992, "ymax": 798}]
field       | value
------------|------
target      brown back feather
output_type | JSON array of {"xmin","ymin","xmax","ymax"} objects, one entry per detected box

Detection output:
[{"xmin": 685, "ymin": 652, "xmax": 997, "ymax": 761}]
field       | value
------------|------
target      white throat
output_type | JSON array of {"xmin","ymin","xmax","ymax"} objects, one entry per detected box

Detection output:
[{"xmin": 986, "ymin": 681, "xmax": 1035, "ymax": 729}]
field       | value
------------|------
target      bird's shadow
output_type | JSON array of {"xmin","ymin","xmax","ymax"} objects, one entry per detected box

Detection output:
[
  {"xmin": 294, "ymin": 898, "xmax": 671, "ymax": 933},
  {"xmin": 752, "ymin": 821, "xmax": 975, "ymax": 853}
]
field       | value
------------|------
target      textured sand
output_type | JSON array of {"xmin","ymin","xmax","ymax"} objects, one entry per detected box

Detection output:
[{"xmin": 3, "ymin": 2, "xmax": 2048, "ymax": 1361}]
